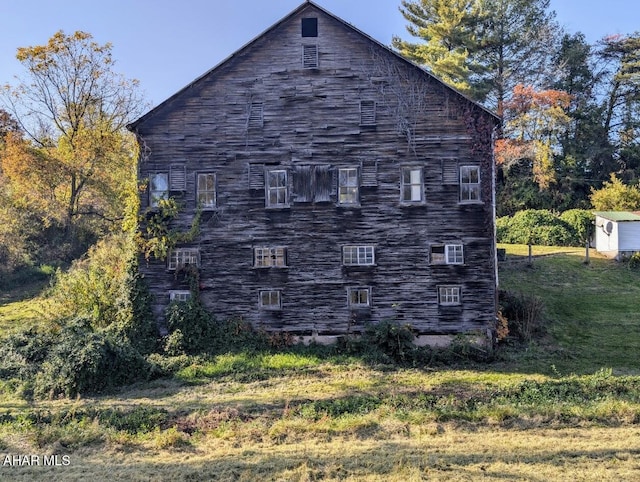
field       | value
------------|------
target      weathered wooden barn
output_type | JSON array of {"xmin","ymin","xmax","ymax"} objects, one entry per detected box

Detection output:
[{"xmin": 128, "ymin": 1, "xmax": 501, "ymax": 344}]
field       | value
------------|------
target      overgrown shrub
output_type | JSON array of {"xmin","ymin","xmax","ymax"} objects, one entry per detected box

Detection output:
[
  {"xmin": 497, "ymin": 209, "xmax": 576, "ymax": 246},
  {"xmin": 559, "ymin": 209, "xmax": 594, "ymax": 244},
  {"xmin": 164, "ymin": 298, "xmax": 217, "ymax": 355},
  {"xmin": 0, "ymin": 328, "xmax": 55, "ymax": 380},
  {"xmin": 499, "ymin": 290, "xmax": 546, "ymax": 342},
  {"xmin": 628, "ymin": 252, "xmax": 640, "ymax": 270},
  {"xmin": 362, "ymin": 320, "xmax": 416, "ymax": 363},
  {"xmin": 32, "ymin": 318, "xmax": 151, "ymax": 399}
]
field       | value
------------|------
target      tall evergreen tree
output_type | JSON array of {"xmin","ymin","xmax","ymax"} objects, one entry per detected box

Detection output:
[
  {"xmin": 392, "ymin": 0, "xmax": 481, "ymax": 96},
  {"xmin": 393, "ymin": 0, "xmax": 560, "ymax": 116}
]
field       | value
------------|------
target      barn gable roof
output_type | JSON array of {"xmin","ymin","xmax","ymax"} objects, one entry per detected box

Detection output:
[{"xmin": 128, "ymin": 1, "xmax": 499, "ymax": 131}]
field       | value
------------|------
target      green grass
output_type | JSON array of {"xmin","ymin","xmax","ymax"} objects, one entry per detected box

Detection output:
[
  {"xmin": 1, "ymin": 245, "xmax": 640, "ymax": 480},
  {"xmin": 498, "ymin": 244, "xmax": 640, "ymax": 374}
]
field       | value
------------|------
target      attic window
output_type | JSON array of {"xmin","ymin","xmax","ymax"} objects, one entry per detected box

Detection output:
[
  {"xmin": 302, "ymin": 18, "xmax": 318, "ymax": 37},
  {"xmin": 303, "ymin": 44, "xmax": 318, "ymax": 69},
  {"xmin": 360, "ymin": 101, "xmax": 376, "ymax": 126}
]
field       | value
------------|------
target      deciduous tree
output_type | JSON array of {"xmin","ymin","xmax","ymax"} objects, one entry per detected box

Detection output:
[{"xmin": 1, "ymin": 31, "xmax": 147, "ymax": 231}]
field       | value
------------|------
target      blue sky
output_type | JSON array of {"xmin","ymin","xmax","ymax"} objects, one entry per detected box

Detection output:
[{"xmin": 1, "ymin": 0, "xmax": 639, "ymax": 108}]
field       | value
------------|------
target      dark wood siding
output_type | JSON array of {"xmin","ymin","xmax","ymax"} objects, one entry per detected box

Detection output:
[{"xmin": 132, "ymin": 4, "xmax": 499, "ymax": 337}]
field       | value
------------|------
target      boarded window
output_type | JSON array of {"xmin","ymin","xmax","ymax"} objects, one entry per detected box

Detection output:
[
  {"xmin": 301, "ymin": 18, "xmax": 318, "ymax": 37},
  {"xmin": 292, "ymin": 165, "xmax": 332, "ymax": 203},
  {"xmin": 293, "ymin": 165, "xmax": 313, "ymax": 202},
  {"xmin": 315, "ymin": 165, "xmax": 332, "ymax": 202},
  {"xmin": 303, "ymin": 44, "xmax": 318, "ymax": 69},
  {"xmin": 169, "ymin": 165, "xmax": 186, "ymax": 191},
  {"xmin": 360, "ymin": 100, "xmax": 376, "ymax": 126}
]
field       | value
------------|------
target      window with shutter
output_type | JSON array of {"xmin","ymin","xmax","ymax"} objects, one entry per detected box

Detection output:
[
  {"xmin": 442, "ymin": 160, "xmax": 459, "ymax": 184},
  {"xmin": 248, "ymin": 163, "xmax": 265, "ymax": 189},
  {"xmin": 169, "ymin": 165, "xmax": 186, "ymax": 191},
  {"xmin": 360, "ymin": 100, "xmax": 376, "ymax": 126},
  {"xmin": 361, "ymin": 159, "xmax": 378, "ymax": 187},
  {"xmin": 248, "ymin": 102, "xmax": 263, "ymax": 128}
]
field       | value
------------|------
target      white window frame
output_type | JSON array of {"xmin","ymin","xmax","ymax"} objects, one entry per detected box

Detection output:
[
  {"xmin": 168, "ymin": 248, "xmax": 200, "ymax": 271},
  {"xmin": 348, "ymin": 287, "xmax": 371, "ymax": 308},
  {"xmin": 338, "ymin": 168, "xmax": 359, "ymax": 205},
  {"xmin": 197, "ymin": 173, "xmax": 216, "ymax": 209},
  {"xmin": 438, "ymin": 286, "xmax": 461, "ymax": 306},
  {"xmin": 169, "ymin": 290, "xmax": 192, "ymax": 302},
  {"xmin": 342, "ymin": 245, "xmax": 375, "ymax": 266},
  {"xmin": 400, "ymin": 167, "xmax": 424, "ymax": 203},
  {"xmin": 266, "ymin": 169, "xmax": 289, "ymax": 207},
  {"xmin": 149, "ymin": 173, "xmax": 169, "ymax": 208},
  {"xmin": 431, "ymin": 244, "xmax": 464, "ymax": 265},
  {"xmin": 259, "ymin": 290, "xmax": 282, "ymax": 310},
  {"xmin": 254, "ymin": 247, "xmax": 287, "ymax": 268},
  {"xmin": 460, "ymin": 166, "xmax": 481, "ymax": 203}
]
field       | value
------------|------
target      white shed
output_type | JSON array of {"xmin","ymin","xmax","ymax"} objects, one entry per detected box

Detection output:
[{"xmin": 594, "ymin": 211, "xmax": 640, "ymax": 260}]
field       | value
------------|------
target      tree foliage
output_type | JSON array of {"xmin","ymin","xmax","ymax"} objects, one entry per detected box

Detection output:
[
  {"xmin": 589, "ymin": 173, "xmax": 640, "ymax": 211},
  {"xmin": 392, "ymin": 0, "xmax": 481, "ymax": 95},
  {"xmin": 496, "ymin": 84, "xmax": 572, "ymax": 189},
  {"xmin": 0, "ymin": 31, "xmax": 146, "ymax": 268},
  {"xmin": 394, "ymin": 0, "xmax": 559, "ymax": 114},
  {"xmin": 1, "ymin": 31, "xmax": 146, "ymax": 227}
]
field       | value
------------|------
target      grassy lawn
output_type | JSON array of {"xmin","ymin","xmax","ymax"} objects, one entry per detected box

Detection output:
[
  {"xmin": 1, "ymin": 245, "xmax": 640, "ymax": 481},
  {"xmin": 498, "ymin": 244, "xmax": 640, "ymax": 375}
]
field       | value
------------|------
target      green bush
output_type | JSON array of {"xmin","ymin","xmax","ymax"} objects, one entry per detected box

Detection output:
[
  {"xmin": 559, "ymin": 209, "xmax": 594, "ymax": 244},
  {"xmin": 362, "ymin": 320, "xmax": 416, "ymax": 363},
  {"xmin": 497, "ymin": 209, "xmax": 577, "ymax": 246},
  {"xmin": 0, "ymin": 328, "xmax": 55, "ymax": 380},
  {"xmin": 165, "ymin": 298, "xmax": 217, "ymax": 355},
  {"xmin": 32, "ymin": 318, "xmax": 150, "ymax": 399}
]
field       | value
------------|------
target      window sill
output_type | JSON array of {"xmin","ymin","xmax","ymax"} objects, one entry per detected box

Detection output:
[
  {"xmin": 458, "ymin": 200, "xmax": 484, "ymax": 206},
  {"xmin": 399, "ymin": 202, "xmax": 426, "ymax": 207},
  {"xmin": 265, "ymin": 205, "xmax": 291, "ymax": 210}
]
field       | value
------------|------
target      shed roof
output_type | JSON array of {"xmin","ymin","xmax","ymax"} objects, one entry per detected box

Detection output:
[{"xmin": 593, "ymin": 211, "xmax": 640, "ymax": 222}]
